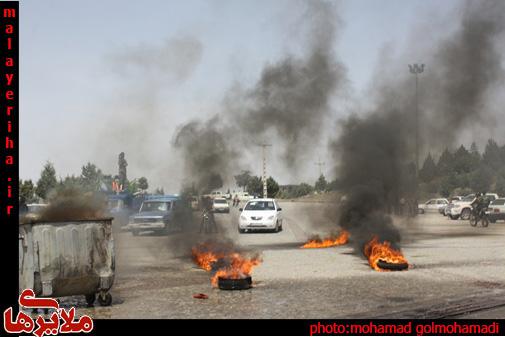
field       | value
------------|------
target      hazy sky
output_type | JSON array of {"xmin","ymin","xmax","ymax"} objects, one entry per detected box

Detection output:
[{"xmin": 21, "ymin": 0, "xmax": 464, "ymax": 192}]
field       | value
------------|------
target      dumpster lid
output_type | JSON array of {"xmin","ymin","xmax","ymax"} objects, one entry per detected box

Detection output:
[{"xmin": 19, "ymin": 217, "xmax": 114, "ymax": 225}]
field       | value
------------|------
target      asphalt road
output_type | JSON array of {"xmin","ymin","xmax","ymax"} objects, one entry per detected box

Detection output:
[{"xmin": 67, "ymin": 201, "xmax": 505, "ymax": 319}]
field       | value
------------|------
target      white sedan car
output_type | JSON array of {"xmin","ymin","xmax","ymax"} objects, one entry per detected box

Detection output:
[{"xmin": 238, "ymin": 198, "xmax": 283, "ymax": 233}]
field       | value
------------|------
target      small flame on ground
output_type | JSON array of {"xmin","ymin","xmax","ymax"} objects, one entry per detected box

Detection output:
[
  {"xmin": 363, "ymin": 236, "xmax": 409, "ymax": 271},
  {"xmin": 192, "ymin": 242, "xmax": 262, "ymax": 287},
  {"xmin": 301, "ymin": 230, "xmax": 350, "ymax": 248}
]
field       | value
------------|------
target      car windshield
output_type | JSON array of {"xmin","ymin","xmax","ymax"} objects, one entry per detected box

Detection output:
[
  {"xmin": 244, "ymin": 201, "xmax": 275, "ymax": 211},
  {"xmin": 140, "ymin": 201, "xmax": 171, "ymax": 212},
  {"xmin": 214, "ymin": 199, "xmax": 227, "ymax": 204},
  {"xmin": 490, "ymin": 199, "xmax": 505, "ymax": 206},
  {"xmin": 461, "ymin": 196, "xmax": 475, "ymax": 202}
]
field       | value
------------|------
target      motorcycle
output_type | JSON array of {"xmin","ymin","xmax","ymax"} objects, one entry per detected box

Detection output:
[
  {"xmin": 469, "ymin": 205, "xmax": 489, "ymax": 227},
  {"xmin": 200, "ymin": 209, "xmax": 218, "ymax": 233}
]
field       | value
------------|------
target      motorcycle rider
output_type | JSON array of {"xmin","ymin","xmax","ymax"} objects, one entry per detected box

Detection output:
[
  {"xmin": 199, "ymin": 196, "xmax": 217, "ymax": 233},
  {"xmin": 471, "ymin": 192, "xmax": 488, "ymax": 218}
]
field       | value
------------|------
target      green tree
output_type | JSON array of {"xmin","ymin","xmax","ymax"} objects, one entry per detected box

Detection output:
[
  {"xmin": 326, "ymin": 179, "xmax": 340, "ymax": 191},
  {"xmin": 452, "ymin": 145, "xmax": 473, "ymax": 174},
  {"xmin": 246, "ymin": 176, "xmax": 263, "ymax": 196},
  {"xmin": 138, "ymin": 177, "xmax": 149, "ymax": 191},
  {"xmin": 80, "ymin": 162, "xmax": 103, "ymax": 191},
  {"xmin": 35, "ymin": 162, "xmax": 57, "ymax": 200},
  {"xmin": 482, "ymin": 138, "xmax": 503, "ymax": 171},
  {"xmin": 436, "ymin": 148, "xmax": 454, "ymax": 177},
  {"xmin": 266, "ymin": 177, "xmax": 280, "ymax": 198},
  {"xmin": 315, "ymin": 174, "xmax": 328, "ymax": 191},
  {"xmin": 419, "ymin": 153, "xmax": 437, "ymax": 183},
  {"xmin": 19, "ymin": 179, "xmax": 37, "ymax": 204},
  {"xmin": 126, "ymin": 179, "xmax": 139, "ymax": 194},
  {"xmin": 469, "ymin": 165, "xmax": 493, "ymax": 193},
  {"xmin": 234, "ymin": 170, "xmax": 252, "ymax": 191},
  {"xmin": 59, "ymin": 175, "xmax": 82, "ymax": 189},
  {"xmin": 469, "ymin": 142, "xmax": 481, "ymax": 170}
]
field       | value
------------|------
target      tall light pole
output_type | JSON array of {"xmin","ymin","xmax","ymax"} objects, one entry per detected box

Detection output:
[
  {"xmin": 408, "ymin": 63, "xmax": 424, "ymax": 175},
  {"xmin": 257, "ymin": 143, "xmax": 272, "ymax": 198},
  {"xmin": 315, "ymin": 158, "xmax": 325, "ymax": 177}
]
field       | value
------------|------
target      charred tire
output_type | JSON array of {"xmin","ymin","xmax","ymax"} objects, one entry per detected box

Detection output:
[
  {"xmin": 85, "ymin": 293, "xmax": 96, "ymax": 307},
  {"xmin": 98, "ymin": 293, "xmax": 112, "ymax": 307},
  {"xmin": 461, "ymin": 208, "xmax": 471, "ymax": 220},
  {"xmin": 218, "ymin": 276, "xmax": 252, "ymax": 290},
  {"xmin": 377, "ymin": 260, "xmax": 409, "ymax": 271}
]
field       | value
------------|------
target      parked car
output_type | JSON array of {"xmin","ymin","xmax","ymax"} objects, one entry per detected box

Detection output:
[
  {"xmin": 128, "ymin": 195, "xmax": 182, "ymax": 236},
  {"xmin": 212, "ymin": 197, "xmax": 230, "ymax": 213},
  {"xmin": 440, "ymin": 196, "xmax": 463, "ymax": 215},
  {"xmin": 418, "ymin": 198, "xmax": 449, "ymax": 214},
  {"xmin": 486, "ymin": 198, "xmax": 505, "ymax": 223},
  {"xmin": 238, "ymin": 198, "xmax": 283, "ymax": 233}
]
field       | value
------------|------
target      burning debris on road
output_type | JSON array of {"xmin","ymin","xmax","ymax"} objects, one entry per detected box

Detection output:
[
  {"xmin": 191, "ymin": 241, "xmax": 262, "ymax": 289},
  {"xmin": 364, "ymin": 236, "xmax": 409, "ymax": 272},
  {"xmin": 301, "ymin": 230, "xmax": 349, "ymax": 249}
]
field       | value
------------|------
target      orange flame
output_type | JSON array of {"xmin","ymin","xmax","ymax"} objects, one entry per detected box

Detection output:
[
  {"xmin": 363, "ymin": 236, "xmax": 409, "ymax": 271},
  {"xmin": 301, "ymin": 230, "xmax": 350, "ymax": 248},
  {"xmin": 192, "ymin": 243, "xmax": 262, "ymax": 287}
]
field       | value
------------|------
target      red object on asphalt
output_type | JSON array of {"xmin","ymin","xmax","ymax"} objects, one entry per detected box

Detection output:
[{"xmin": 193, "ymin": 293, "xmax": 209, "ymax": 299}]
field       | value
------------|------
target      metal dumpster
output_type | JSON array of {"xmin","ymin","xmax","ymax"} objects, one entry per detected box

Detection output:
[{"xmin": 19, "ymin": 218, "xmax": 115, "ymax": 306}]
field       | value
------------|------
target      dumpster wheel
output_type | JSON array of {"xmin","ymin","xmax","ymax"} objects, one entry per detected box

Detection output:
[
  {"xmin": 98, "ymin": 292, "xmax": 112, "ymax": 306},
  {"xmin": 85, "ymin": 293, "xmax": 96, "ymax": 307}
]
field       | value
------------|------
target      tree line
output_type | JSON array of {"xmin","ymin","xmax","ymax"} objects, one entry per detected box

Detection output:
[
  {"xmin": 20, "ymin": 161, "xmax": 152, "ymax": 205},
  {"xmin": 418, "ymin": 138, "xmax": 505, "ymax": 198}
]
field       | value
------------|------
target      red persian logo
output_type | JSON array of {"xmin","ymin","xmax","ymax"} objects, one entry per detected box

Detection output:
[{"xmin": 3, "ymin": 289, "xmax": 93, "ymax": 337}]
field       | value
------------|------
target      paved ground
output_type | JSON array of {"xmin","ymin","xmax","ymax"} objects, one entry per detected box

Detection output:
[{"xmin": 65, "ymin": 201, "xmax": 505, "ymax": 319}]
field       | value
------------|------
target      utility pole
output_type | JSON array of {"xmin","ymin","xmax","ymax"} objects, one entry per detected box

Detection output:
[
  {"xmin": 408, "ymin": 63, "xmax": 424, "ymax": 175},
  {"xmin": 257, "ymin": 143, "xmax": 272, "ymax": 198},
  {"xmin": 315, "ymin": 158, "xmax": 325, "ymax": 177}
]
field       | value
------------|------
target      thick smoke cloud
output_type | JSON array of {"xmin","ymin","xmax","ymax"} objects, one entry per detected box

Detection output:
[
  {"xmin": 333, "ymin": 0, "xmax": 505, "ymax": 252},
  {"xmin": 173, "ymin": 118, "xmax": 236, "ymax": 194},
  {"xmin": 230, "ymin": 0, "xmax": 345, "ymax": 166},
  {"xmin": 175, "ymin": 0, "xmax": 345, "ymax": 188},
  {"xmin": 423, "ymin": 0, "xmax": 505, "ymax": 146}
]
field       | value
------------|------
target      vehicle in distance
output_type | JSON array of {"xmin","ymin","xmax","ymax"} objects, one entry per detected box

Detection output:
[
  {"xmin": 238, "ymin": 198, "xmax": 282, "ymax": 233},
  {"xmin": 212, "ymin": 197, "xmax": 230, "ymax": 213},
  {"xmin": 418, "ymin": 198, "xmax": 449, "ymax": 214},
  {"xmin": 448, "ymin": 193, "xmax": 499, "ymax": 220},
  {"xmin": 128, "ymin": 195, "xmax": 182, "ymax": 236},
  {"xmin": 486, "ymin": 198, "xmax": 505, "ymax": 223}
]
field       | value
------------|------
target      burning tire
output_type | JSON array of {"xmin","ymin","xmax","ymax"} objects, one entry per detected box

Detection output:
[
  {"xmin": 376, "ymin": 260, "xmax": 409, "ymax": 271},
  {"xmin": 217, "ymin": 276, "xmax": 252, "ymax": 290}
]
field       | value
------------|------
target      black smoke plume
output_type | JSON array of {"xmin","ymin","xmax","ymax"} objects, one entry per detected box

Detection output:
[{"xmin": 334, "ymin": 0, "xmax": 505, "ymax": 252}]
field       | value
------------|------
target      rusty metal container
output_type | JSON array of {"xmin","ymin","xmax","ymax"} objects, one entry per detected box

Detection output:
[{"xmin": 19, "ymin": 218, "xmax": 115, "ymax": 306}]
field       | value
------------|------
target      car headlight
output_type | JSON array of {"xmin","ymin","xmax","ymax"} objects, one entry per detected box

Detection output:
[
  {"xmin": 268, "ymin": 215, "xmax": 275, "ymax": 220},
  {"xmin": 240, "ymin": 216, "xmax": 246, "ymax": 220}
]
